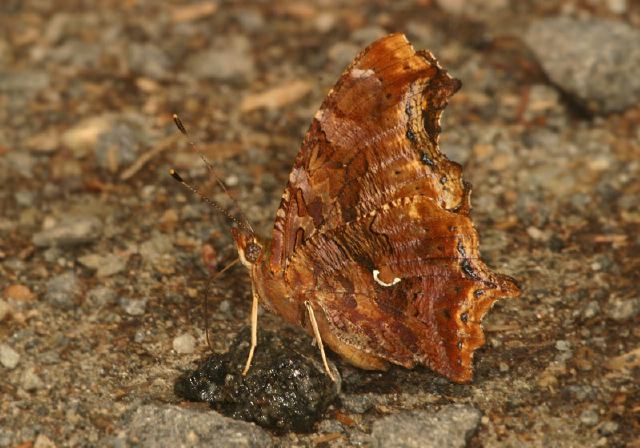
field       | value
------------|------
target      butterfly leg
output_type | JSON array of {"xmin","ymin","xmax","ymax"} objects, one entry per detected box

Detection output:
[
  {"xmin": 304, "ymin": 300, "xmax": 337, "ymax": 382},
  {"xmin": 242, "ymin": 288, "xmax": 259, "ymax": 375}
]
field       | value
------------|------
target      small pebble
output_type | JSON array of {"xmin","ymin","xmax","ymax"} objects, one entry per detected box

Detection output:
[
  {"xmin": 33, "ymin": 434, "xmax": 56, "ymax": 448},
  {"xmin": 121, "ymin": 298, "xmax": 147, "ymax": 316},
  {"xmin": 6, "ymin": 152, "xmax": 35, "ymax": 178},
  {"xmin": 598, "ymin": 420, "xmax": 619, "ymax": 435},
  {"xmin": 95, "ymin": 118, "xmax": 148, "ymax": 172},
  {"xmin": 139, "ymin": 233, "xmax": 174, "ymax": 264},
  {"xmin": 0, "ymin": 344, "xmax": 20, "ymax": 369},
  {"xmin": 173, "ymin": 334, "xmax": 196, "ymax": 354},
  {"xmin": 606, "ymin": 296, "xmax": 639, "ymax": 321},
  {"xmin": 160, "ymin": 209, "xmax": 179, "ymax": 225},
  {"xmin": 555, "ymin": 340, "xmax": 571, "ymax": 351},
  {"xmin": 61, "ymin": 114, "xmax": 114, "ymax": 157},
  {"xmin": 32, "ymin": 216, "xmax": 103, "ymax": 248},
  {"xmin": 87, "ymin": 286, "xmax": 117, "ymax": 308},
  {"xmin": 582, "ymin": 301, "xmax": 600, "ymax": 319},
  {"xmin": 14, "ymin": 190, "xmax": 34, "ymax": 206},
  {"xmin": 3, "ymin": 284, "xmax": 36, "ymax": 301},
  {"xmin": 606, "ymin": 0, "xmax": 627, "ymax": 14},
  {"xmin": 78, "ymin": 253, "xmax": 127, "ymax": 277},
  {"xmin": 22, "ymin": 367, "xmax": 44, "ymax": 391},
  {"xmin": 45, "ymin": 272, "xmax": 82, "ymax": 310},
  {"xmin": 579, "ymin": 408, "xmax": 599, "ymax": 427},
  {"xmin": 42, "ymin": 247, "xmax": 62, "ymax": 264},
  {"xmin": 314, "ymin": 12, "xmax": 336, "ymax": 33},
  {"xmin": 526, "ymin": 226, "xmax": 547, "ymax": 241},
  {"xmin": 564, "ymin": 385, "xmax": 594, "ymax": 402},
  {"xmin": 134, "ymin": 330, "xmax": 146, "ymax": 343}
]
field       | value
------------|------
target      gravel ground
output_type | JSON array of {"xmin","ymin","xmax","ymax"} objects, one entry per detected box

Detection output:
[{"xmin": 1, "ymin": 1, "xmax": 639, "ymax": 447}]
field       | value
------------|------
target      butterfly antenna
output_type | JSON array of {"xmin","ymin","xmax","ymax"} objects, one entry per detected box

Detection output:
[
  {"xmin": 172, "ymin": 114, "xmax": 255, "ymax": 234},
  {"xmin": 169, "ymin": 169, "xmax": 249, "ymax": 231}
]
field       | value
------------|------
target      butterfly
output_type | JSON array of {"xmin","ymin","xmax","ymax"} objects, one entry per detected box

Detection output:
[{"xmin": 174, "ymin": 33, "xmax": 520, "ymax": 383}]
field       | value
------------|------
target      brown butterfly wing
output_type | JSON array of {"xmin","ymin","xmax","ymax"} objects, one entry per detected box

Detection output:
[
  {"xmin": 268, "ymin": 34, "xmax": 519, "ymax": 382},
  {"xmin": 284, "ymin": 195, "xmax": 519, "ymax": 382},
  {"xmin": 269, "ymin": 33, "xmax": 465, "ymax": 273}
]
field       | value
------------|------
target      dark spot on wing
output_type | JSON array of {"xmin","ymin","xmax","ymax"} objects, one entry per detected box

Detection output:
[
  {"xmin": 461, "ymin": 259, "xmax": 480, "ymax": 280},
  {"xmin": 419, "ymin": 151, "xmax": 435, "ymax": 167},
  {"xmin": 457, "ymin": 241, "xmax": 466, "ymax": 258}
]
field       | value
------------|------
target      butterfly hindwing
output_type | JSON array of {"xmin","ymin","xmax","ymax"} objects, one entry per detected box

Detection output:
[{"xmin": 285, "ymin": 195, "xmax": 518, "ymax": 381}]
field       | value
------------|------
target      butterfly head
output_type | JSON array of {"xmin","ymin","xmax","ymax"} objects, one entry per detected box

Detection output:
[{"xmin": 231, "ymin": 227, "xmax": 263, "ymax": 268}]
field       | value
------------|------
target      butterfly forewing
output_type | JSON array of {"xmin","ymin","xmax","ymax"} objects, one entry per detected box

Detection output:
[
  {"xmin": 270, "ymin": 34, "xmax": 464, "ymax": 272},
  {"xmin": 257, "ymin": 33, "xmax": 519, "ymax": 383}
]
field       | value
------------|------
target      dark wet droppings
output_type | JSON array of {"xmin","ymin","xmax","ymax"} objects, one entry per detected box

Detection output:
[{"xmin": 174, "ymin": 327, "xmax": 339, "ymax": 433}]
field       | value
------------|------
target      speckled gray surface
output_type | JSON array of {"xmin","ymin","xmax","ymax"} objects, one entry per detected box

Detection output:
[{"xmin": 1, "ymin": 1, "xmax": 639, "ymax": 447}]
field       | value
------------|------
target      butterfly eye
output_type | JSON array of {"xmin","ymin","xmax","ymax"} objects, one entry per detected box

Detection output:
[{"xmin": 245, "ymin": 242, "xmax": 262, "ymax": 263}]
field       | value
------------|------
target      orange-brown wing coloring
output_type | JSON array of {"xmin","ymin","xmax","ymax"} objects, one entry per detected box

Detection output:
[{"xmin": 265, "ymin": 34, "xmax": 519, "ymax": 382}]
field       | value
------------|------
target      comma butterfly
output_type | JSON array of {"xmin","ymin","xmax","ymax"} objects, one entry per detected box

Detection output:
[{"xmin": 174, "ymin": 33, "xmax": 520, "ymax": 383}]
